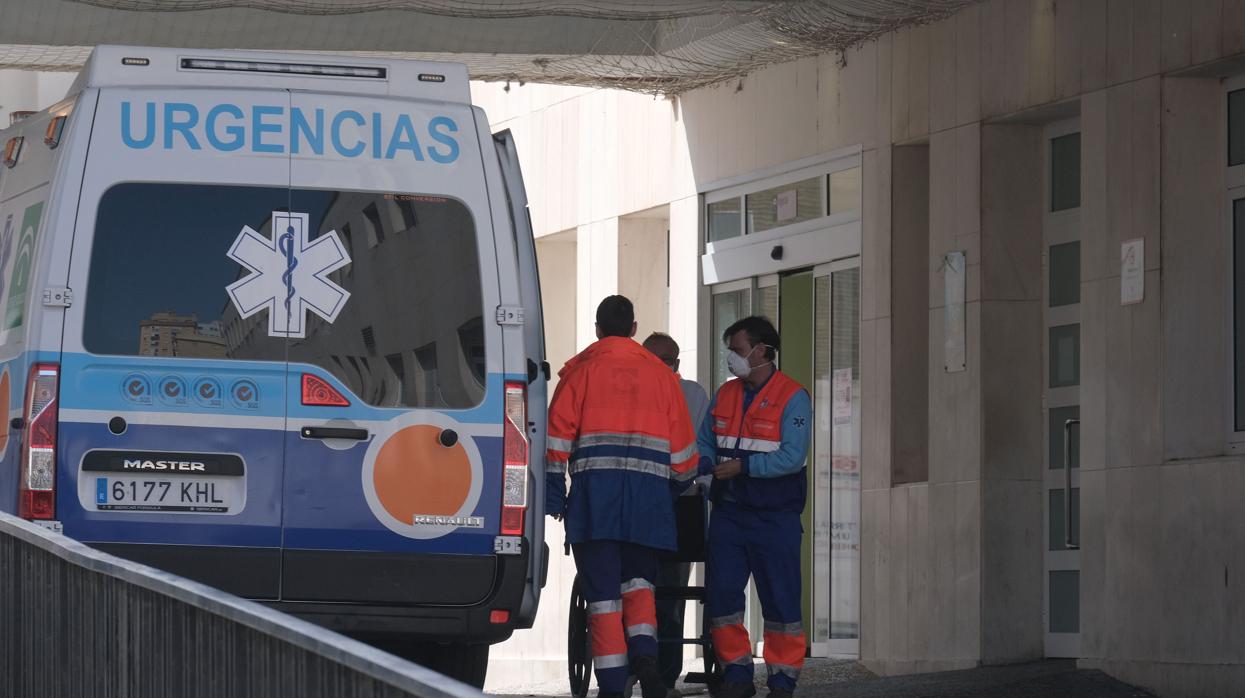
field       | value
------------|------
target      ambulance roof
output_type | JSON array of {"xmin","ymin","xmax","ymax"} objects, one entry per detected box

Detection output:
[{"xmin": 69, "ymin": 45, "xmax": 471, "ymax": 105}]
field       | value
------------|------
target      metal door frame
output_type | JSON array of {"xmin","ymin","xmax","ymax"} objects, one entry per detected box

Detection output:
[{"xmin": 1042, "ymin": 117, "xmax": 1082, "ymax": 659}]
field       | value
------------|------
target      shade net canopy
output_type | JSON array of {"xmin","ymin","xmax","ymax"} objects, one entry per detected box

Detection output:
[{"xmin": 0, "ymin": 0, "xmax": 979, "ymax": 93}]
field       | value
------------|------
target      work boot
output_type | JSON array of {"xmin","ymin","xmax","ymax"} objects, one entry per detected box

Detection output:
[
  {"xmin": 712, "ymin": 681, "xmax": 757, "ymax": 698},
  {"xmin": 766, "ymin": 689, "xmax": 793, "ymax": 698},
  {"xmin": 633, "ymin": 655, "xmax": 678, "ymax": 698}
]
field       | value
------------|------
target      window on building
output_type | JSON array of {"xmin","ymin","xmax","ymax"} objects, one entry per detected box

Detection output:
[
  {"xmin": 1050, "ymin": 133, "xmax": 1081, "ymax": 212},
  {"xmin": 745, "ymin": 176, "xmax": 823, "ymax": 234},
  {"xmin": 1230, "ymin": 89, "xmax": 1245, "ymax": 167},
  {"xmin": 707, "ymin": 198, "xmax": 742, "ymax": 242},
  {"xmin": 704, "ymin": 160, "xmax": 863, "ymax": 246},
  {"xmin": 364, "ymin": 202, "xmax": 385, "ymax": 247},
  {"xmin": 1234, "ymin": 199, "xmax": 1245, "ymax": 431},
  {"xmin": 1048, "ymin": 241, "xmax": 1081, "ymax": 307},
  {"xmin": 1049, "ymin": 323, "xmax": 1081, "ymax": 388}
]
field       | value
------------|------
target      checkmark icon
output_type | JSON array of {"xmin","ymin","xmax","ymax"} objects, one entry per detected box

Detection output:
[
  {"xmin": 237, "ymin": 386, "xmax": 253, "ymax": 401},
  {"xmin": 164, "ymin": 382, "xmax": 181, "ymax": 397},
  {"xmin": 127, "ymin": 381, "xmax": 145, "ymax": 396},
  {"xmin": 200, "ymin": 383, "xmax": 216, "ymax": 399}
]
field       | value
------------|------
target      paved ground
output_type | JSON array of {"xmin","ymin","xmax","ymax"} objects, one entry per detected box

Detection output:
[{"xmin": 489, "ymin": 658, "xmax": 1157, "ymax": 697}]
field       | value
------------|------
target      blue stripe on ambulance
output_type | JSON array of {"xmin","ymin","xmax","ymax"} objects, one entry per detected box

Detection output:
[{"xmin": 54, "ymin": 349, "xmax": 519, "ymax": 555}]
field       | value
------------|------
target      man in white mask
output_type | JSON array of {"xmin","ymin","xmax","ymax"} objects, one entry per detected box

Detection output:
[{"xmin": 696, "ymin": 316, "xmax": 811, "ymax": 698}]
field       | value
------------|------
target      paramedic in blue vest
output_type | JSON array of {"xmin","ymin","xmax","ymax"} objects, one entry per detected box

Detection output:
[
  {"xmin": 546, "ymin": 296, "xmax": 698, "ymax": 698},
  {"xmin": 641, "ymin": 331, "xmax": 710, "ymax": 690},
  {"xmin": 699, "ymin": 316, "xmax": 811, "ymax": 698}
]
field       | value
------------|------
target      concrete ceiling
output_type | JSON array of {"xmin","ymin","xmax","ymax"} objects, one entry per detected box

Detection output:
[{"xmin": 0, "ymin": 0, "xmax": 980, "ymax": 93}]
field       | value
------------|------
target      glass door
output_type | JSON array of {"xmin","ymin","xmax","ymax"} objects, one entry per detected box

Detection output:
[
  {"xmin": 708, "ymin": 262, "xmax": 861, "ymax": 659},
  {"xmin": 709, "ymin": 276, "xmax": 778, "ymax": 390},
  {"xmin": 812, "ymin": 260, "xmax": 860, "ymax": 657},
  {"xmin": 779, "ymin": 270, "xmax": 814, "ymax": 648}
]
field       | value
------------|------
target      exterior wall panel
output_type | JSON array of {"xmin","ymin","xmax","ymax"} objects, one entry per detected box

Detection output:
[{"xmin": 470, "ymin": 1, "xmax": 1245, "ymax": 691}]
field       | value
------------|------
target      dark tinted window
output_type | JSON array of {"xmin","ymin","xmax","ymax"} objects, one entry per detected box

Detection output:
[
  {"xmin": 1050, "ymin": 133, "xmax": 1081, "ymax": 212},
  {"xmin": 85, "ymin": 184, "xmax": 486, "ymax": 409},
  {"xmin": 1231, "ymin": 89, "xmax": 1245, "ymax": 166},
  {"xmin": 84, "ymin": 184, "xmax": 287, "ymax": 362},
  {"xmin": 287, "ymin": 190, "xmax": 485, "ymax": 409},
  {"xmin": 1235, "ymin": 199, "xmax": 1245, "ymax": 430},
  {"xmin": 1048, "ymin": 241, "xmax": 1080, "ymax": 307}
]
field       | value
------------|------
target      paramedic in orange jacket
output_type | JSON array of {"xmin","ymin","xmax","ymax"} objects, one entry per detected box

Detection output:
[
  {"xmin": 545, "ymin": 295, "xmax": 698, "ymax": 698},
  {"xmin": 700, "ymin": 316, "xmax": 811, "ymax": 698}
]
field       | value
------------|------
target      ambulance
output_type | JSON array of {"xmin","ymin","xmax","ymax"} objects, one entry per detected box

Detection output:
[{"xmin": 0, "ymin": 45, "xmax": 548, "ymax": 686}]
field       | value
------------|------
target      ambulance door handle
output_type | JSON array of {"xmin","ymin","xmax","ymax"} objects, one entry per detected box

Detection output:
[{"xmin": 301, "ymin": 426, "xmax": 369, "ymax": 441}]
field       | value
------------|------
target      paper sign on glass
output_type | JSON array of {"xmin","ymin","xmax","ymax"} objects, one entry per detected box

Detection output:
[
  {"xmin": 775, "ymin": 189, "xmax": 797, "ymax": 222},
  {"xmin": 1121, "ymin": 238, "xmax": 1143, "ymax": 306},
  {"xmin": 833, "ymin": 368, "xmax": 853, "ymax": 426}
]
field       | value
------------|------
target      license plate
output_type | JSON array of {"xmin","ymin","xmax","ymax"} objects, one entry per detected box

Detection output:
[{"xmin": 94, "ymin": 476, "xmax": 242, "ymax": 514}]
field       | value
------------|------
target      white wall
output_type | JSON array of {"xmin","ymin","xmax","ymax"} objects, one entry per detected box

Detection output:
[
  {"xmin": 0, "ymin": 70, "xmax": 76, "ymax": 126},
  {"xmin": 618, "ymin": 212, "xmax": 669, "ymax": 342}
]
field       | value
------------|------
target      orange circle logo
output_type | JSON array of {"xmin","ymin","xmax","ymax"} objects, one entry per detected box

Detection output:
[
  {"xmin": 361, "ymin": 414, "xmax": 486, "ymax": 539},
  {"xmin": 373, "ymin": 424, "xmax": 472, "ymax": 521}
]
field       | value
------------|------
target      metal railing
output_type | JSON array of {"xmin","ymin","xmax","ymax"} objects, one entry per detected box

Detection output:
[{"xmin": 0, "ymin": 512, "xmax": 483, "ymax": 698}]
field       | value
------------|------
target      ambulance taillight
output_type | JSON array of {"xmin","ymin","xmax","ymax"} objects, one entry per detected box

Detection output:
[
  {"xmin": 501, "ymin": 381, "xmax": 528, "ymax": 536},
  {"xmin": 18, "ymin": 363, "xmax": 59, "ymax": 520}
]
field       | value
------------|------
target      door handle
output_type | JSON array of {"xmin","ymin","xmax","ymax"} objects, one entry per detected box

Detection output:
[
  {"xmin": 1063, "ymin": 418, "xmax": 1080, "ymax": 550},
  {"xmin": 301, "ymin": 426, "xmax": 369, "ymax": 441}
]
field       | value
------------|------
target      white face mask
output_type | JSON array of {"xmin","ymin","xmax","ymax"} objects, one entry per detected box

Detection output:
[{"xmin": 727, "ymin": 344, "xmax": 765, "ymax": 378}]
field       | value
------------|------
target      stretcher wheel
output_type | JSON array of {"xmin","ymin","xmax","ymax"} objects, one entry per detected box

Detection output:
[{"xmin": 568, "ymin": 576, "xmax": 593, "ymax": 698}]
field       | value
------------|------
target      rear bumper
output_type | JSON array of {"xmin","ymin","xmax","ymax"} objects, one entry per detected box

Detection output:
[
  {"xmin": 91, "ymin": 542, "xmax": 530, "ymax": 645},
  {"xmin": 272, "ymin": 546, "xmax": 530, "ymax": 645}
]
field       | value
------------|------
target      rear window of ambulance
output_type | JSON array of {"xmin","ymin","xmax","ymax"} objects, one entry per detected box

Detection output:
[{"xmin": 83, "ymin": 183, "xmax": 486, "ymax": 409}]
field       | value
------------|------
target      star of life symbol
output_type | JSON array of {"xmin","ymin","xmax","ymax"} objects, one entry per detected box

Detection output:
[{"xmin": 226, "ymin": 211, "xmax": 351, "ymax": 338}]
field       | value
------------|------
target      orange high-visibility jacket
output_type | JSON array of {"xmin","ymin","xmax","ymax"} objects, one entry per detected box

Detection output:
[{"xmin": 546, "ymin": 336, "xmax": 698, "ymax": 550}]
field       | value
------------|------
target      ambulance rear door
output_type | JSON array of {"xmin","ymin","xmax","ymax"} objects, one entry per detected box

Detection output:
[
  {"xmin": 279, "ymin": 90, "xmax": 507, "ymax": 607},
  {"xmin": 491, "ymin": 128, "xmax": 548, "ymax": 625},
  {"xmin": 59, "ymin": 88, "xmax": 294, "ymax": 599}
]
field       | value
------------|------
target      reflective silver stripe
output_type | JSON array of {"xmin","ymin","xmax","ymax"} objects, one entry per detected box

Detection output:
[
  {"xmin": 620, "ymin": 578, "xmax": 654, "ymax": 595},
  {"xmin": 764, "ymin": 621, "xmax": 804, "ymax": 635},
  {"xmin": 724, "ymin": 655, "xmax": 753, "ymax": 666},
  {"xmin": 547, "ymin": 436, "xmax": 575, "ymax": 452},
  {"xmin": 626, "ymin": 623, "xmax": 657, "ymax": 639},
  {"xmin": 594, "ymin": 652, "xmax": 629, "ymax": 669},
  {"xmin": 713, "ymin": 434, "xmax": 781, "ymax": 453},
  {"xmin": 547, "ymin": 459, "xmax": 568, "ymax": 474},
  {"xmin": 588, "ymin": 599, "xmax": 622, "ymax": 615},
  {"xmin": 569, "ymin": 457, "xmax": 668, "ymax": 478},
  {"xmin": 673, "ymin": 466, "xmax": 698, "ymax": 481},
  {"xmin": 710, "ymin": 612, "xmax": 745, "ymax": 629},
  {"xmin": 767, "ymin": 663, "xmax": 802, "ymax": 680},
  {"xmin": 670, "ymin": 443, "xmax": 696, "ymax": 463},
  {"xmin": 736, "ymin": 437, "xmax": 781, "ymax": 453},
  {"xmin": 578, "ymin": 431, "xmax": 671, "ymax": 453}
]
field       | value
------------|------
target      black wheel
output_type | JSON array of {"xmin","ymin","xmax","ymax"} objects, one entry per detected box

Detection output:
[
  {"xmin": 568, "ymin": 575, "xmax": 593, "ymax": 698},
  {"xmin": 427, "ymin": 643, "xmax": 489, "ymax": 689}
]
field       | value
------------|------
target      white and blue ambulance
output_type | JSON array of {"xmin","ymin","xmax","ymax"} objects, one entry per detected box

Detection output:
[{"xmin": 0, "ymin": 45, "xmax": 548, "ymax": 685}]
